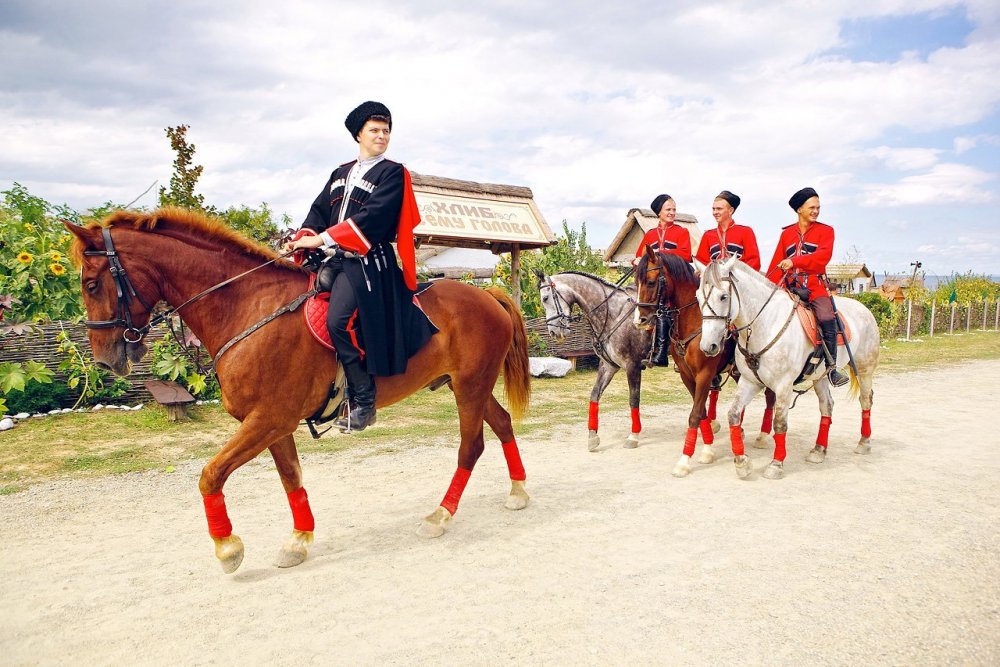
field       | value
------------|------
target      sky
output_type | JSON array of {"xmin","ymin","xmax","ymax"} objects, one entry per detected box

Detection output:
[{"xmin": 2, "ymin": 0, "xmax": 999, "ymax": 277}]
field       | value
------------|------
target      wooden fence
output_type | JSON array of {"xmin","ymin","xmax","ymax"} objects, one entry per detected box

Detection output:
[{"xmin": 891, "ymin": 299, "xmax": 1000, "ymax": 339}]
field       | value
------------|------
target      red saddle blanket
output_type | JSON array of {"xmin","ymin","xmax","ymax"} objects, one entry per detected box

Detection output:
[{"xmin": 795, "ymin": 304, "xmax": 852, "ymax": 346}]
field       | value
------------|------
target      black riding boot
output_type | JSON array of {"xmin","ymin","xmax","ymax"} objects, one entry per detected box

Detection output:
[
  {"xmin": 335, "ymin": 360, "xmax": 377, "ymax": 432},
  {"xmin": 819, "ymin": 319, "xmax": 849, "ymax": 387},
  {"xmin": 652, "ymin": 311, "xmax": 671, "ymax": 366}
]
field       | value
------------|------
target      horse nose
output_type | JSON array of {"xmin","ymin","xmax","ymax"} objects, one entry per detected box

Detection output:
[{"xmin": 703, "ymin": 342, "xmax": 719, "ymax": 357}]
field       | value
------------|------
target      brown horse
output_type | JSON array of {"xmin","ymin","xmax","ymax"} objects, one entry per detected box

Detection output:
[
  {"xmin": 66, "ymin": 207, "xmax": 531, "ymax": 573},
  {"xmin": 634, "ymin": 247, "xmax": 777, "ymax": 477}
]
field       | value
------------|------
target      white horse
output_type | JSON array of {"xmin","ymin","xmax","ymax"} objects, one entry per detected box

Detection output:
[{"xmin": 697, "ymin": 256, "xmax": 880, "ymax": 479}]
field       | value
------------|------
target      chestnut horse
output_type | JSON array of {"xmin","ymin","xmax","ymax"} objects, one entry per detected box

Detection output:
[
  {"xmin": 66, "ymin": 208, "xmax": 531, "ymax": 574},
  {"xmin": 634, "ymin": 247, "xmax": 778, "ymax": 477}
]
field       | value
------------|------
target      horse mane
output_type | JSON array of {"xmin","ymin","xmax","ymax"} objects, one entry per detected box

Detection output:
[
  {"xmin": 554, "ymin": 271, "xmax": 631, "ymax": 294},
  {"xmin": 70, "ymin": 206, "xmax": 299, "ymax": 270},
  {"xmin": 635, "ymin": 252, "xmax": 699, "ymax": 288}
]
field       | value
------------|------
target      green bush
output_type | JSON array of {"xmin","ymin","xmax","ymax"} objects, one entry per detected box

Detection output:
[
  {"xmin": 847, "ymin": 292, "xmax": 896, "ymax": 338},
  {"xmin": 4, "ymin": 379, "xmax": 69, "ymax": 414}
]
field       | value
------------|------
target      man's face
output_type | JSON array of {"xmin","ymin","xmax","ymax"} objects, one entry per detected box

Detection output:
[
  {"xmin": 712, "ymin": 199, "xmax": 733, "ymax": 225},
  {"xmin": 357, "ymin": 119, "xmax": 391, "ymax": 159},
  {"xmin": 658, "ymin": 200, "xmax": 677, "ymax": 226},
  {"xmin": 798, "ymin": 196, "xmax": 820, "ymax": 223}
]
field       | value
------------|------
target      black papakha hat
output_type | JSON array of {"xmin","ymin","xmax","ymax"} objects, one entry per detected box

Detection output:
[
  {"xmin": 788, "ymin": 187, "xmax": 819, "ymax": 211},
  {"xmin": 715, "ymin": 190, "xmax": 741, "ymax": 211},
  {"xmin": 345, "ymin": 101, "xmax": 392, "ymax": 142},
  {"xmin": 650, "ymin": 194, "xmax": 673, "ymax": 215}
]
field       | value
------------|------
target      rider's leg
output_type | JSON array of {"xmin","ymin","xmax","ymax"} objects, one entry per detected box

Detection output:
[
  {"xmin": 652, "ymin": 311, "xmax": 671, "ymax": 366},
  {"xmin": 814, "ymin": 297, "xmax": 849, "ymax": 387},
  {"xmin": 326, "ymin": 272, "xmax": 377, "ymax": 431}
]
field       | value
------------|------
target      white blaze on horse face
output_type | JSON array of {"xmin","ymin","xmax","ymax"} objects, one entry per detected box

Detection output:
[{"xmin": 540, "ymin": 280, "xmax": 571, "ymax": 340}]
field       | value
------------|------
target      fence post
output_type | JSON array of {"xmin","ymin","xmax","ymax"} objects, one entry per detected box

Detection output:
[
  {"xmin": 949, "ymin": 302, "xmax": 956, "ymax": 334},
  {"xmin": 966, "ymin": 303, "xmax": 972, "ymax": 333},
  {"xmin": 904, "ymin": 299, "xmax": 912, "ymax": 340},
  {"xmin": 982, "ymin": 299, "xmax": 988, "ymax": 331},
  {"xmin": 995, "ymin": 300, "xmax": 999, "ymax": 332},
  {"xmin": 929, "ymin": 300, "xmax": 936, "ymax": 336}
]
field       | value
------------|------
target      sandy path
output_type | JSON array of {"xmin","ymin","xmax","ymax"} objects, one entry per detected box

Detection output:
[{"xmin": 2, "ymin": 360, "xmax": 999, "ymax": 666}]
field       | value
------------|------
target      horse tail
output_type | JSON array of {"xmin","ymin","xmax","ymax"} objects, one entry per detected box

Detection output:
[
  {"xmin": 848, "ymin": 365, "xmax": 860, "ymax": 401},
  {"xmin": 485, "ymin": 287, "xmax": 531, "ymax": 421}
]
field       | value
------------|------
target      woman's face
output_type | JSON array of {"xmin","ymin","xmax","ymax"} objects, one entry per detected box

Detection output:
[{"xmin": 658, "ymin": 199, "xmax": 677, "ymax": 226}]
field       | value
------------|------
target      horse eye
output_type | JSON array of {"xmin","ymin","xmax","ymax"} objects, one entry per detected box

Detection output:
[
  {"xmin": 85, "ymin": 280, "xmax": 98, "ymax": 293},
  {"xmin": 719, "ymin": 294, "xmax": 728, "ymax": 302}
]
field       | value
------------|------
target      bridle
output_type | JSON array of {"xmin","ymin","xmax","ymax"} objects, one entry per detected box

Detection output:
[
  {"xmin": 82, "ymin": 225, "xmax": 293, "ymax": 345},
  {"xmin": 635, "ymin": 252, "xmax": 699, "ymax": 320},
  {"xmin": 540, "ymin": 275, "xmax": 638, "ymax": 359},
  {"xmin": 540, "ymin": 279, "xmax": 576, "ymax": 331}
]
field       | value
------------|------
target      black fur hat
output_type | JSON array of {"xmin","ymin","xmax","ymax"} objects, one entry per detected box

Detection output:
[
  {"xmin": 715, "ymin": 190, "xmax": 741, "ymax": 211},
  {"xmin": 650, "ymin": 194, "xmax": 673, "ymax": 215},
  {"xmin": 345, "ymin": 101, "xmax": 392, "ymax": 141},
  {"xmin": 788, "ymin": 187, "xmax": 818, "ymax": 211}
]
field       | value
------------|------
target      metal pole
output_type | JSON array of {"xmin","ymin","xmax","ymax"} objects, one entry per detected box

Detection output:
[
  {"xmin": 905, "ymin": 299, "xmax": 912, "ymax": 340},
  {"xmin": 949, "ymin": 302, "xmax": 955, "ymax": 334},
  {"xmin": 930, "ymin": 300, "xmax": 936, "ymax": 336},
  {"xmin": 510, "ymin": 244, "xmax": 522, "ymax": 309}
]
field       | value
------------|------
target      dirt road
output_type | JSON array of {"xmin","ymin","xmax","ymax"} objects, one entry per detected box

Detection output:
[{"xmin": 2, "ymin": 360, "xmax": 998, "ymax": 665}]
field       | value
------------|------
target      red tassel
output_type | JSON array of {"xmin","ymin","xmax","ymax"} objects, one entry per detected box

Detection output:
[
  {"xmin": 286, "ymin": 487, "xmax": 315, "ymax": 532},
  {"xmin": 760, "ymin": 408, "xmax": 773, "ymax": 434},
  {"xmin": 440, "ymin": 467, "xmax": 472, "ymax": 515},
  {"xmin": 683, "ymin": 427, "xmax": 697, "ymax": 457},
  {"xmin": 817, "ymin": 415, "xmax": 832, "ymax": 448},
  {"xmin": 202, "ymin": 492, "xmax": 232, "ymax": 538},
  {"xmin": 730, "ymin": 424, "xmax": 745, "ymax": 456},
  {"xmin": 588, "ymin": 401, "xmax": 599, "ymax": 431},
  {"xmin": 699, "ymin": 418, "xmax": 714, "ymax": 445},
  {"xmin": 861, "ymin": 409, "xmax": 872, "ymax": 438},
  {"xmin": 630, "ymin": 407, "xmax": 641, "ymax": 434},
  {"xmin": 773, "ymin": 432, "xmax": 787, "ymax": 462},
  {"xmin": 502, "ymin": 440, "xmax": 526, "ymax": 481}
]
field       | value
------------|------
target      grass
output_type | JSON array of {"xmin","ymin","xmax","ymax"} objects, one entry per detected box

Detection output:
[{"xmin": 2, "ymin": 330, "xmax": 998, "ymax": 492}]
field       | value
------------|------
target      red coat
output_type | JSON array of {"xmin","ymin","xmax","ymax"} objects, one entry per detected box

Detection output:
[
  {"xmin": 766, "ymin": 221, "xmax": 834, "ymax": 298},
  {"xmin": 635, "ymin": 224, "xmax": 692, "ymax": 262},
  {"xmin": 694, "ymin": 222, "xmax": 761, "ymax": 270}
]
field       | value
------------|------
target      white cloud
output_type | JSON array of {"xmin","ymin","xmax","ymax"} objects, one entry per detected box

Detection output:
[{"xmin": 860, "ymin": 163, "xmax": 997, "ymax": 206}]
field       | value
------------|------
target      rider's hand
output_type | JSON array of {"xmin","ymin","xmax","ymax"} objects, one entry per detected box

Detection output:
[{"xmin": 778, "ymin": 258, "xmax": 793, "ymax": 271}]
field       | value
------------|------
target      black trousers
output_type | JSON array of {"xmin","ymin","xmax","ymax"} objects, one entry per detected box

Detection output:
[{"xmin": 326, "ymin": 268, "xmax": 365, "ymax": 367}]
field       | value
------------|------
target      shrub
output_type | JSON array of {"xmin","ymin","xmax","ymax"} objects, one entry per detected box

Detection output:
[
  {"xmin": 847, "ymin": 292, "xmax": 895, "ymax": 339},
  {"xmin": 4, "ymin": 380, "xmax": 69, "ymax": 414}
]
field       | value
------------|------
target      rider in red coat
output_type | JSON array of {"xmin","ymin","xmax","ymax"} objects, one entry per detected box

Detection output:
[
  {"xmin": 636, "ymin": 194, "xmax": 692, "ymax": 366},
  {"xmin": 694, "ymin": 190, "xmax": 761, "ymax": 271},
  {"xmin": 765, "ymin": 187, "xmax": 848, "ymax": 387}
]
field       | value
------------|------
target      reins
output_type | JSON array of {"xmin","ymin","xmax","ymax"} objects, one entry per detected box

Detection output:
[{"xmin": 542, "ymin": 274, "xmax": 639, "ymax": 361}]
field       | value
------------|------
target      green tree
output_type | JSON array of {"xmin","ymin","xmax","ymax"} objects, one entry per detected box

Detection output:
[
  {"xmin": 496, "ymin": 221, "xmax": 609, "ymax": 318},
  {"xmin": 158, "ymin": 125, "xmax": 209, "ymax": 211},
  {"xmin": 931, "ymin": 272, "xmax": 1000, "ymax": 304},
  {"xmin": 218, "ymin": 203, "xmax": 290, "ymax": 246}
]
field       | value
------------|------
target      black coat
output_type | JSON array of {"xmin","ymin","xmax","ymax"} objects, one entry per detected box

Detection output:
[{"xmin": 302, "ymin": 158, "xmax": 436, "ymax": 376}]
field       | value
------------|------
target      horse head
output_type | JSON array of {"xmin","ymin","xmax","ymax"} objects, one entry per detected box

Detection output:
[
  {"xmin": 65, "ymin": 219, "xmax": 162, "ymax": 376},
  {"xmin": 634, "ymin": 247, "xmax": 699, "ymax": 330},
  {"xmin": 697, "ymin": 255, "xmax": 740, "ymax": 357},
  {"xmin": 535, "ymin": 271, "xmax": 572, "ymax": 340}
]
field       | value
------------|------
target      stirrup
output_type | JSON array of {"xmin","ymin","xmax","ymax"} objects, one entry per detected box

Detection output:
[{"xmin": 827, "ymin": 368, "xmax": 850, "ymax": 387}]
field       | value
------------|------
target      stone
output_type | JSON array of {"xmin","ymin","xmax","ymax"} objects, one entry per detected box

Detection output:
[
  {"xmin": 529, "ymin": 356, "xmax": 573, "ymax": 378},
  {"xmin": 0, "ymin": 418, "xmax": 14, "ymax": 431}
]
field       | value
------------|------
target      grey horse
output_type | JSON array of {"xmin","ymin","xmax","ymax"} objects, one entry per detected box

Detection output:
[{"xmin": 535, "ymin": 270, "xmax": 652, "ymax": 451}]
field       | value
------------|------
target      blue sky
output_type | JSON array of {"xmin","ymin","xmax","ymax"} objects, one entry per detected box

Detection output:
[{"xmin": 1, "ymin": 0, "xmax": 998, "ymax": 276}]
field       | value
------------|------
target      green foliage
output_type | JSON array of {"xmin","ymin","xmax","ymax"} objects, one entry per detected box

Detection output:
[
  {"xmin": 218, "ymin": 203, "xmax": 290, "ymax": 245},
  {"xmin": 55, "ymin": 329, "xmax": 129, "ymax": 408},
  {"xmin": 497, "ymin": 220, "xmax": 609, "ymax": 318},
  {"xmin": 846, "ymin": 291, "xmax": 897, "ymax": 339},
  {"xmin": 931, "ymin": 272, "xmax": 1000, "ymax": 304},
  {"xmin": 1, "ymin": 360, "xmax": 55, "ymax": 415},
  {"xmin": 150, "ymin": 331, "xmax": 220, "ymax": 399},
  {"xmin": 158, "ymin": 125, "xmax": 210, "ymax": 211},
  {"xmin": 4, "ymin": 378, "xmax": 69, "ymax": 414}
]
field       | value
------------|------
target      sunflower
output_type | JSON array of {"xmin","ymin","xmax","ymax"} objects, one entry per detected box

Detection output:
[
  {"xmin": 50, "ymin": 251, "xmax": 63, "ymax": 261},
  {"xmin": 17, "ymin": 252, "xmax": 33, "ymax": 264},
  {"xmin": 50, "ymin": 263, "xmax": 66, "ymax": 276},
  {"xmin": 23, "ymin": 223, "xmax": 34, "ymax": 233}
]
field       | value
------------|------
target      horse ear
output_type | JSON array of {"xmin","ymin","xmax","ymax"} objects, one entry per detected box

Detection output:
[
  {"xmin": 63, "ymin": 220, "xmax": 98, "ymax": 247},
  {"xmin": 532, "ymin": 268, "xmax": 546, "ymax": 284},
  {"xmin": 644, "ymin": 244, "xmax": 656, "ymax": 262},
  {"xmin": 722, "ymin": 254, "xmax": 739, "ymax": 274}
]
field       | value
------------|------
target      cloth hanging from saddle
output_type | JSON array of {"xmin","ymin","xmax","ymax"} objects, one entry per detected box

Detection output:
[{"xmin": 795, "ymin": 303, "xmax": 852, "ymax": 346}]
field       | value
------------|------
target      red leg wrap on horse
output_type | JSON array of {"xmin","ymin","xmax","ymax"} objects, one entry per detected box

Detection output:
[
  {"xmin": 502, "ymin": 440, "xmax": 526, "ymax": 481},
  {"xmin": 729, "ymin": 424, "xmax": 745, "ymax": 456},
  {"xmin": 761, "ymin": 408, "xmax": 773, "ymax": 434},
  {"xmin": 630, "ymin": 407, "xmax": 641, "ymax": 434},
  {"xmin": 202, "ymin": 492, "xmax": 233, "ymax": 538},
  {"xmin": 699, "ymin": 418, "xmax": 714, "ymax": 445},
  {"xmin": 440, "ymin": 467, "xmax": 472, "ymax": 515},
  {"xmin": 708, "ymin": 390, "xmax": 719, "ymax": 421},
  {"xmin": 588, "ymin": 401, "xmax": 599, "ymax": 431},
  {"xmin": 773, "ymin": 432, "xmax": 787, "ymax": 462},
  {"xmin": 286, "ymin": 486, "xmax": 315, "ymax": 532},
  {"xmin": 683, "ymin": 427, "xmax": 698, "ymax": 457},
  {"xmin": 861, "ymin": 409, "xmax": 872, "ymax": 438},
  {"xmin": 817, "ymin": 416, "xmax": 832, "ymax": 448}
]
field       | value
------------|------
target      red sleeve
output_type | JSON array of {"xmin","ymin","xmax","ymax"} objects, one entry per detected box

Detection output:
[
  {"xmin": 739, "ymin": 226, "xmax": 761, "ymax": 271},
  {"xmin": 669, "ymin": 226, "xmax": 692, "ymax": 262},
  {"xmin": 635, "ymin": 229, "xmax": 657, "ymax": 258},
  {"xmin": 791, "ymin": 224, "xmax": 833, "ymax": 274},
  {"xmin": 695, "ymin": 231, "xmax": 713, "ymax": 265},
  {"xmin": 765, "ymin": 228, "xmax": 789, "ymax": 284}
]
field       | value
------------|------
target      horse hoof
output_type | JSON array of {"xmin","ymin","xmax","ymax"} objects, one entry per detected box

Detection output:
[
  {"xmin": 711, "ymin": 420, "xmax": 721, "ymax": 434},
  {"xmin": 505, "ymin": 480, "xmax": 529, "ymax": 510},
  {"xmin": 213, "ymin": 534, "xmax": 245, "ymax": 574},
  {"xmin": 697, "ymin": 448, "xmax": 715, "ymax": 465},
  {"xmin": 763, "ymin": 460, "xmax": 784, "ymax": 480},
  {"xmin": 806, "ymin": 445, "xmax": 827, "ymax": 464},
  {"xmin": 855, "ymin": 438, "xmax": 871, "ymax": 455},
  {"xmin": 623, "ymin": 433, "xmax": 639, "ymax": 449},
  {"xmin": 587, "ymin": 430, "xmax": 600, "ymax": 452},
  {"xmin": 274, "ymin": 530, "xmax": 313, "ymax": 568},
  {"xmin": 752, "ymin": 432, "xmax": 770, "ymax": 449},
  {"xmin": 734, "ymin": 455, "xmax": 753, "ymax": 479},
  {"xmin": 417, "ymin": 506, "xmax": 452, "ymax": 538},
  {"xmin": 672, "ymin": 462, "xmax": 691, "ymax": 477}
]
